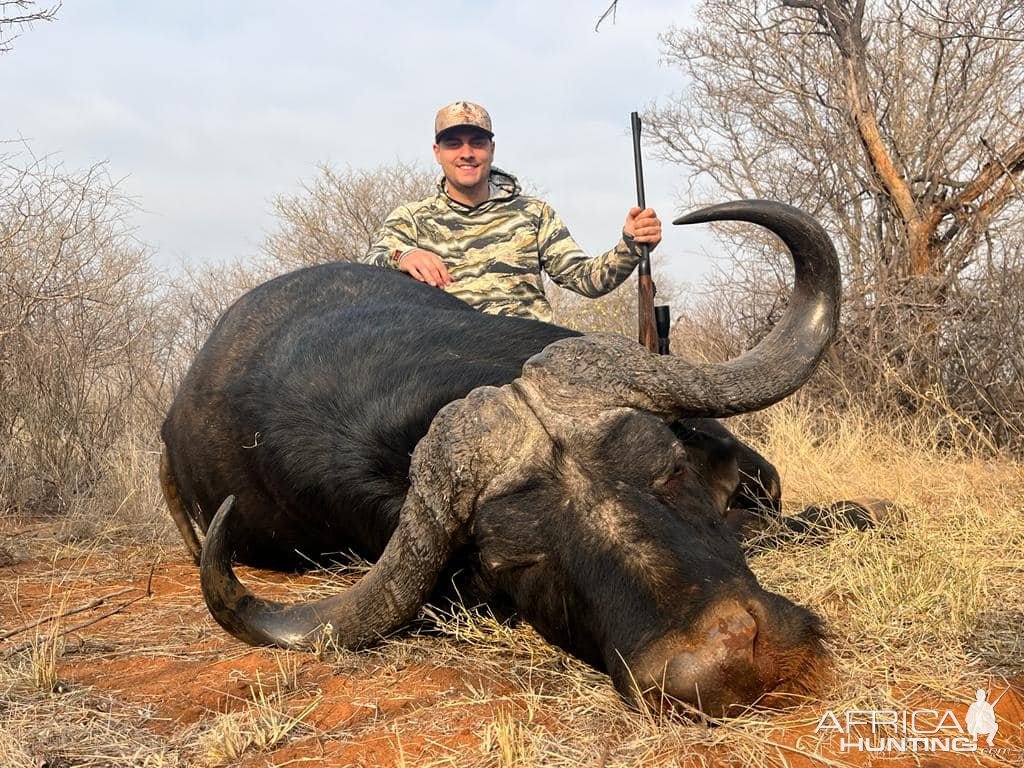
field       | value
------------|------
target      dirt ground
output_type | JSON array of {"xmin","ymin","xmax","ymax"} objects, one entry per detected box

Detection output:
[{"xmin": 1, "ymin": 516, "xmax": 1022, "ymax": 768}]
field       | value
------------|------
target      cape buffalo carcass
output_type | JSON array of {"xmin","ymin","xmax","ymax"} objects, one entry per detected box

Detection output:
[{"xmin": 160, "ymin": 200, "xmax": 841, "ymax": 718}]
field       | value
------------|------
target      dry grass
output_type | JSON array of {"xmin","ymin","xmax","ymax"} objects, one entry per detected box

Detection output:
[
  {"xmin": 0, "ymin": 625, "xmax": 186, "ymax": 767},
  {"xmin": 750, "ymin": 402, "xmax": 1023, "ymax": 684},
  {"xmin": 1, "ymin": 405, "xmax": 1021, "ymax": 766},
  {"xmin": 194, "ymin": 664, "xmax": 321, "ymax": 766}
]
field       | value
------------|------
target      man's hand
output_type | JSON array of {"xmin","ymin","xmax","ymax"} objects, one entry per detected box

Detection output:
[
  {"xmin": 399, "ymin": 249, "xmax": 453, "ymax": 287},
  {"xmin": 624, "ymin": 207, "xmax": 662, "ymax": 250}
]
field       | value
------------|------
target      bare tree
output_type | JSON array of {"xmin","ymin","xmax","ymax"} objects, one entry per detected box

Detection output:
[
  {"xmin": 0, "ymin": 149, "xmax": 161, "ymax": 511},
  {"xmin": 158, "ymin": 255, "xmax": 277, "ymax": 388},
  {"xmin": 264, "ymin": 161, "xmax": 436, "ymax": 271},
  {"xmin": 642, "ymin": 0, "xmax": 1024, "ymax": 450},
  {"xmin": 649, "ymin": 0, "xmax": 1023, "ymax": 280},
  {"xmin": 1, "ymin": 0, "xmax": 59, "ymax": 54}
]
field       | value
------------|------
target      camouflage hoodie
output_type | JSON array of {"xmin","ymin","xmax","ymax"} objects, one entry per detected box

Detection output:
[{"xmin": 363, "ymin": 168, "xmax": 642, "ymax": 322}]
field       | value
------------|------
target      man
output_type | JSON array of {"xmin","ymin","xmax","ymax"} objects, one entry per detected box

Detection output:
[{"xmin": 363, "ymin": 100, "xmax": 662, "ymax": 322}]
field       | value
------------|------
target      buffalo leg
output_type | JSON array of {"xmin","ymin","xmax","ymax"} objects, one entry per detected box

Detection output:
[
  {"xmin": 743, "ymin": 497, "xmax": 905, "ymax": 549},
  {"xmin": 784, "ymin": 497, "xmax": 904, "ymax": 538}
]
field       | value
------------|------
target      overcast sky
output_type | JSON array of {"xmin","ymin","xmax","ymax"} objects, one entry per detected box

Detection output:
[{"xmin": 2, "ymin": 1, "xmax": 717, "ymax": 285}]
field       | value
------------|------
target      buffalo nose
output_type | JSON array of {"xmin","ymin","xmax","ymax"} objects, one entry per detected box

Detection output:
[{"xmin": 632, "ymin": 600, "xmax": 764, "ymax": 717}]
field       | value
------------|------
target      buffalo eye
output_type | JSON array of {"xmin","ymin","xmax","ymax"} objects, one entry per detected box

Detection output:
[
  {"xmin": 653, "ymin": 442, "xmax": 689, "ymax": 493},
  {"xmin": 483, "ymin": 551, "xmax": 547, "ymax": 575}
]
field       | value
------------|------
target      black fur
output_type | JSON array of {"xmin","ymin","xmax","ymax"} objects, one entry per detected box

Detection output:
[{"xmin": 163, "ymin": 263, "xmax": 573, "ymax": 564}]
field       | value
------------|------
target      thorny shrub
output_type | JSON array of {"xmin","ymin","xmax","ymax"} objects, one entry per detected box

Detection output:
[{"xmin": 0, "ymin": 150, "xmax": 164, "ymax": 513}]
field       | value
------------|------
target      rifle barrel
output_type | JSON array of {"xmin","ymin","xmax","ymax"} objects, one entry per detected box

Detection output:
[
  {"xmin": 991, "ymin": 685, "xmax": 1012, "ymax": 706},
  {"xmin": 631, "ymin": 112, "xmax": 651, "ymax": 280},
  {"xmin": 631, "ymin": 112, "xmax": 647, "ymax": 211}
]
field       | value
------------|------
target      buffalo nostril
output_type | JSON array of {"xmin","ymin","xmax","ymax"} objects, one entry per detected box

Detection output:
[
  {"xmin": 665, "ymin": 606, "xmax": 757, "ymax": 696},
  {"xmin": 632, "ymin": 602, "xmax": 763, "ymax": 716},
  {"xmin": 711, "ymin": 603, "xmax": 758, "ymax": 654}
]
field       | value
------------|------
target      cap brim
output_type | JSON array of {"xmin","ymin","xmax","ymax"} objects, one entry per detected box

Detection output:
[{"xmin": 435, "ymin": 125, "xmax": 494, "ymax": 142}]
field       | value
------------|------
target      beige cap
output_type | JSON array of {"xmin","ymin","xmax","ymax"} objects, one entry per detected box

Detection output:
[{"xmin": 434, "ymin": 101, "xmax": 493, "ymax": 140}]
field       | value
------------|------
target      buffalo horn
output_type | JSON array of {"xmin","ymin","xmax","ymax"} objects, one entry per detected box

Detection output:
[
  {"xmin": 519, "ymin": 200, "xmax": 841, "ymax": 420},
  {"xmin": 200, "ymin": 385, "xmax": 525, "ymax": 649}
]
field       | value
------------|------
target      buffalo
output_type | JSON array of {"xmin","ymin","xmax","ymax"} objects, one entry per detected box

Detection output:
[{"xmin": 160, "ymin": 200, "xmax": 842, "ymax": 717}]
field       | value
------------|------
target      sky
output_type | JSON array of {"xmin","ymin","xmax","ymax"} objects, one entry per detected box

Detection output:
[{"xmin": 2, "ymin": 1, "xmax": 716, "ymax": 285}]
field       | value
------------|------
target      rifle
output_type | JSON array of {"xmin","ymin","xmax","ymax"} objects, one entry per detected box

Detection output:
[
  {"xmin": 991, "ymin": 685, "xmax": 1011, "ymax": 707},
  {"xmin": 630, "ymin": 112, "xmax": 671, "ymax": 355}
]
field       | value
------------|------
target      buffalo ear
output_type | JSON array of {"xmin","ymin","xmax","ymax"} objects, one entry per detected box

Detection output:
[
  {"xmin": 703, "ymin": 453, "xmax": 740, "ymax": 516},
  {"xmin": 671, "ymin": 423, "xmax": 740, "ymax": 516}
]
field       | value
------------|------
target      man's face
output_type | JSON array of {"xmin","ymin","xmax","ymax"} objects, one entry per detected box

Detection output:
[{"xmin": 433, "ymin": 128, "xmax": 494, "ymax": 196}]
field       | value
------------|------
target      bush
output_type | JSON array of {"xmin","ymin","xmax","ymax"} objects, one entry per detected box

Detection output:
[{"xmin": 0, "ymin": 151, "xmax": 163, "ymax": 513}]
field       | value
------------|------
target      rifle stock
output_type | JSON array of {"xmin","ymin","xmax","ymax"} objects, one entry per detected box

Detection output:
[{"xmin": 638, "ymin": 274, "xmax": 657, "ymax": 352}]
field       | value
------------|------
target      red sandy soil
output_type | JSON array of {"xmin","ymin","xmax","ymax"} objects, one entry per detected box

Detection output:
[{"xmin": 1, "ymin": 522, "xmax": 1021, "ymax": 767}]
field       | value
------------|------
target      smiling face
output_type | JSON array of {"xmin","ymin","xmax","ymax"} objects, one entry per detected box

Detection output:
[{"xmin": 433, "ymin": 128, "xmax": 495, "ymax": 206}]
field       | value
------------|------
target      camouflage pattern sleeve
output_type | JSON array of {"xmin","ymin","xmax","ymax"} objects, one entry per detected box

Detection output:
[
  {"xmin": 363, "ymin": 205, "xmax": 420, "ymax": 268},
  {"xmin": 537, "ymin": 204, "xmax": 642, "ymax": 297}
]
